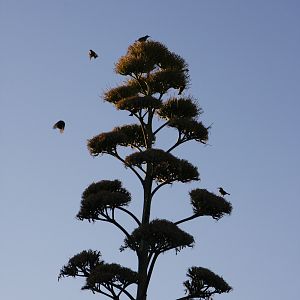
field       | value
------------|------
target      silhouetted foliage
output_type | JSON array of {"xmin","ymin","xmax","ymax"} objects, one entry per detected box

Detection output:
[
  {"xmin": 115, "ymin": 41, "xmax": 187, "ymax": 76},
  {"xmin": 83, "ymin": 263, "xmax": 138, "ymax": 292},
  {"xmin": 147, "ymin": 69, "xmax": 188, "ymax": 95},
  {"xmin": 104, "ymin": 80, "xmax": 141, "ymax": 104},
  {"xmin": 178, "ymin": 267, "xmax": 232, "ymax": 300},
  {"xmin": 125, "ymin": 149, "xmax": 199, "ymax": 183},
  {"xmin": 88, "ymin": 124, "xmax": 147, "ymax": 156},
  {"xmin": 59, "ymin": 250, "xmax": 102, "ymax": 279},
  {"xmin": 116, "ymin": 95, "xmax": 162, "ymax": 112},
  {"xmin": 60, "ymin": 39, "xmax": 233, "ymax": 300},
  {"xmin": 77, "ymin": 180, "xmax": 131, "ymax": 221},
  {"xmin": 59, "ymin": 250, "xmax": 137, "ymax": 299},
  {"xmin": 169, "ymin": 118, "xmax": 209, "ymax": 144},
  {"xmin": 190, "ymin": 189, "xmax": 232, "ymax": 220},
  {"xmin": 122, "ymin": 219, "xmax": 194, "ymax": 254},
  {"xmin": 158, "ymin": 97, "xmax": 200, "ymax": 120}
]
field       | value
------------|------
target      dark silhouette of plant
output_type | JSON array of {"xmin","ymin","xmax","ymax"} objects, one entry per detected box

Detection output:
[{"xmin": 59, "ymin": 39, "xmax": 233, "ymax": 300}]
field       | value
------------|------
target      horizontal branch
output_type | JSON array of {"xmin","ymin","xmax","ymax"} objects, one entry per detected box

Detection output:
[
  {"xmin": 174, "ymin": 214, "xmax": 200, "ymax": 226},
  {"xmin": 176, "ymin": 296, "xmax": 189, "ymax": 300}
]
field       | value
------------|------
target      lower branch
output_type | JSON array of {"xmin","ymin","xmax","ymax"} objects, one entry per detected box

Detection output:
[
  {"xmin": 92, "ymin": 286, "xmax": 115, "ymax": 299},
  {"xmin": 113, "ymin": 283, "xmax": 136, "ymax": 300},
  {"xmin": 174, "ymin": 214, "xmax": 200, "ymax": 225},
  {"xmin": 146, "ymin": 252, "xmax": 160, "ymax": 289}
]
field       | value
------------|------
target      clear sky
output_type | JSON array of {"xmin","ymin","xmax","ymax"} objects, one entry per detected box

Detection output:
[{"xmin": 1, "ymin": 0, "xmax": 300, "ymax": 299}]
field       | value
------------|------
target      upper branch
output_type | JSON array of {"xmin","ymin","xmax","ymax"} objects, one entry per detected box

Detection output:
[
  {"xmin": 103, "ymin": 214, "xmax": 132, "ymax": 241},
  {"xmin": 131, "ymin": 73, "xmax": 148, "ymax": 95},
  {"xmin": 113, "ymin": 152, "xmax": 144, "ymax": 183},
  {"xmin": 91, "ymin": 286, "xmax": 115, "ymax": 299},
  {"xmin": 151, "ymin": 180, "xmax": 172, "ymax": 197},
  {"xmin": 174, "ymin": 214, "xmax": 199, "ymax": 226},
  {"xmin": 153, "ymin": 120, "xmax": 170, "ymax": 136},
  {"xmin": 117, "ymin": 207, "xmax": 141, "ymax": 226},
  {"xmin": 166, "ymin": 139, "xmax": 183, "ymax": 153}
]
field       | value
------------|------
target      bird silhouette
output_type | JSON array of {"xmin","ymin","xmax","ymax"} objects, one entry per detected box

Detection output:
[
  {"xmin": 89, "ymin": 49, "xmax": 98, "ymax": 60},
  {"xmin": 218, "ymin": 187, "xmax": 230, "ymax": 196},
  {"xmin": 178, "ymin": 85, "xmax": 185, "ymax": 95},
  {"xmin": 137, "ymin": 35, "xmax": 150, "ymax": 42},
  {"xmin": 53, "ymin": 120, "xmax": 65, "ymax": 133}
]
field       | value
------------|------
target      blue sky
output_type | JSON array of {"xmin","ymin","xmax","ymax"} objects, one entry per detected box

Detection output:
[{"xmin": 1, "ymin": 0, "xmax": 300, "ymax": 299}]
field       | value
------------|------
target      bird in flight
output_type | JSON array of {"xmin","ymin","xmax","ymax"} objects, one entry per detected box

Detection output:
[
  {"xmin": 89, "ymin": 49, "xmax": 98, "ymax": 60},
  {"xmin": 137, "ymin": 35, "xmax": 150, "ymax": 42},
  {"xmin": 53, "ymin": 120, "xmax": 65, "ymax": 133},
  {"xmin": 218, "ymin": 187, "xmax": 230, "ymax": 196}
]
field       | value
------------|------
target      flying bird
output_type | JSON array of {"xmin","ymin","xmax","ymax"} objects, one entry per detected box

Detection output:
[
  {"xmin": 137, "ymin": 35, "xmax": 150, "ymax": 42},
  {"xmin": 218, "ymin": 187, "xmax": 230, "ymax": 196},
  {"xmin": 89, "ymin": 49, "xmax": 98, "ymax": 60},
  {"xmin": 53, "ymin": 120, "xmax": 65, "ymax": 133}
]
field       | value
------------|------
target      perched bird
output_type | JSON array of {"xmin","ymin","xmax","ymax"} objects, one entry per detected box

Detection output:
[
  {"xmin": 53, "ymin": 120, "xmax": 65, "ymax": 133},
  {"xmin": 178, "ymin": 85, "xmax": 185, "ymax": 95},
  {"xmin": 137, "ymin": 35, "xmax": 150, "ymax": 42},
  {"xmin": 218, "ymin": 187, "xmax": 230, "ymax": 196},
  {"xmin": 89, "ymin": 49, "xmax": 98, "ymax": 60}
]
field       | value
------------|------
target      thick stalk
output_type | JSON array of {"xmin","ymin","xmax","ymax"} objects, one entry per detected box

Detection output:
[
  {"xmin": 136, "ymin": 165, "xmax": 153, "ymax": 300},
  {"xmin": 136, "ymin": 110, "xmax": 154, "ymax": 300}
]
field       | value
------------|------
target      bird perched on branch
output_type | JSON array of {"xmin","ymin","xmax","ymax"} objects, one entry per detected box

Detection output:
[
  {"xmin": 89, "ymin": 49, "xmax": 98, "ymax": 60},
  {"xmin": 53, "ymin": 120, "xmax": 65, "ymax": 133},
  {"xmin": 178, "ymin": 85, "xmax": 185, "ymax": 95},
  {"xmin": 218, "ymin": 187, "xmax": 230, "ymax": 196},
  {"xmin": 137, "ymin": 35, "xmax": 150, "ymax": 42}
]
